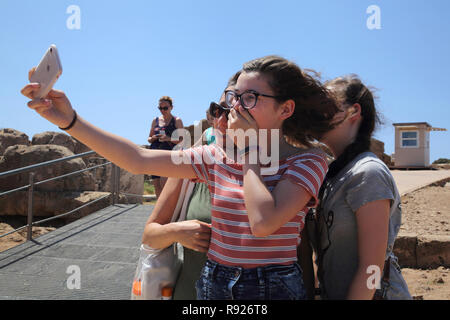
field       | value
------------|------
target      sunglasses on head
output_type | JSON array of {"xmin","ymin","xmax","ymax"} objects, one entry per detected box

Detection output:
[
  {"xmin": 158, "ymin": 106, "xmax": 169, "ymax": 111},
  {"xmin": 209, "ymin": 102, "xmax": 230, "ymax": 118}
]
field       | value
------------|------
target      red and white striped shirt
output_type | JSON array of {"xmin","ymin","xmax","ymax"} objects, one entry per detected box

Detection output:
[{"xmin": 183, "ymin": 144, "xmax": 328, "ymax": 268}]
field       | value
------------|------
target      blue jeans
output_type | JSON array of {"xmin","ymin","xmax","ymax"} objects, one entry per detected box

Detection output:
[{"xmin": 195, "ymin": 259, "xmax": 306, "ymax": 300}]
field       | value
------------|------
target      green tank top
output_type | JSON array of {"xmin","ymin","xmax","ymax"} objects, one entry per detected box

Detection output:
[{"xmin": 173, "ymin": 182, "xmax": 211, "ymax": 300}]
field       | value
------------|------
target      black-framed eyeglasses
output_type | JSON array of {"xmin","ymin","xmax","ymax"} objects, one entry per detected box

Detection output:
[
  {"xmin": 224, "ymin": 90, "xmax": 281, "ymax": 109},
  {"xmin": 158, "ymin": 106, "xmax": 169, "ymax": 111},
  {"xmin": 209, "ymin": 101, "xmax": 230, "ymax": 118}
]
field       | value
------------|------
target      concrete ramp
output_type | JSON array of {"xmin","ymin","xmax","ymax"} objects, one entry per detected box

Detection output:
[{"xmin": 0, "ymin": 204, "xmax": 151, "ymax": 300}]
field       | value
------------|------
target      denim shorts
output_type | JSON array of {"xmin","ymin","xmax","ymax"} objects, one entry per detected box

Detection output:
[{"xmin": 195, "ymin": 259, "xmax": 306, "ymax": 300}]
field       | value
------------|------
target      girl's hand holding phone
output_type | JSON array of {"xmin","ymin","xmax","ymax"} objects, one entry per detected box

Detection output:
[{"xmin": 21, "ymin": 67, "xmax": 75, "ymax": 129}]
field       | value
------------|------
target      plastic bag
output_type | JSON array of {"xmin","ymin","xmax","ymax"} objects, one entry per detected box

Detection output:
[{"xmin": 131, "ymin": 243, "xmax": 183, "ymax": 300}]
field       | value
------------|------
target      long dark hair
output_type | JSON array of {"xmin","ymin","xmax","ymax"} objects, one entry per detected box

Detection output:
[
  {"xmin": 324, "ymin": 74, "xmax": 382, "ymax": 179},
  {"xmin": 241, "ymin": 55, "xmax": 341, "ymax": 147}
]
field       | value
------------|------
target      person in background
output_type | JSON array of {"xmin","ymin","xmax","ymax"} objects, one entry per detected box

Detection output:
[
  {"xmin": 147, "ymin": 96, "xmax": 184, "ymax": 198},
  {"xmin": 306, "ymin": 75, "xmax": 411, "ymax": 300},
  {"xmin": 141, "ymin": 76, "xmax": 237, "ymax": 299},
  {"xmin": 203, "ymin": 108, "xmax": 216, "ymax": 146}
]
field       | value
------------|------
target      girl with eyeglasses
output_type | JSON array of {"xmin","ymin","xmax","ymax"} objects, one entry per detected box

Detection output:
[
  {"xmin": 22, "ymin": 55, "xmax": 340, "ymax": 300},
  {"xmin": 147, "ymin": 96, "xmax": 184, "ymax": 198},
  {"xmin": 306, "ymin": 75, "xmax": 411, "ymax": 300}
]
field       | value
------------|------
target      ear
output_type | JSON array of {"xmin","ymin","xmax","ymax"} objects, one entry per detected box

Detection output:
[
  {"xmin": 279, "ymin": 99, "xmax": 295, "ymax": 120},
  {"xmin": 347, "ymin": 103, "xmax": 362, "ymax": 122}
]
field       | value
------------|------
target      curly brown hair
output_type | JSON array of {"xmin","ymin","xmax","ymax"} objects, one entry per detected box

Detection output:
[{"xmin": 241, "ymin": 55, "xmax": 341, "ymax": 147}]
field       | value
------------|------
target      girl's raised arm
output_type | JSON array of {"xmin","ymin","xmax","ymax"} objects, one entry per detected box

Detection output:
[{"xmin": 21, "ymin": 72, "xmax": 196, "ymax": 179}]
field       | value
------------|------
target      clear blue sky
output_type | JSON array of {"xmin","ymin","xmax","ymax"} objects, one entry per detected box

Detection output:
[{"xmin": 1, "ymin": 0, "xmax": 449, "ymax": 162}]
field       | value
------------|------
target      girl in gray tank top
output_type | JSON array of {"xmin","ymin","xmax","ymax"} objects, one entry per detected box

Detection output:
[{"xmin": 306, "ymin": 75, "xmax": 411, "ymax": 300}]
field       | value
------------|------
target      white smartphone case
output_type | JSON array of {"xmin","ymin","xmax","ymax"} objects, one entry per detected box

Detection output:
[{"xmin": 30, "ymin": 44, "xmax": 63, "ymax": 99}]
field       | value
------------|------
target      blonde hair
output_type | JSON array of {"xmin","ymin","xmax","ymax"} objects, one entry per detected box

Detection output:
[{"xmin": 158, "ymin": 96, "xmax": 173, "ymax": 107}]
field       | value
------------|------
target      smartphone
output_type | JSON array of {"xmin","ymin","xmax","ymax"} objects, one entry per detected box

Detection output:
[{"xmin": 30, "ymin": 44, "xmax": 63, "ymax": 99}]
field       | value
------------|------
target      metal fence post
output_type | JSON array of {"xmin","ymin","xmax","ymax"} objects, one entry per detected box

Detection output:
[
  {"xmin": 27, "ymin": 172, "xmax": 35, "ymax": 241},
  {"xmin": 111, "ymin": 164, "xmax": 116, "ymax": 205},
  {"xmin": 115, "ymin": 165, "xmax": 120, "ymax": 204}
]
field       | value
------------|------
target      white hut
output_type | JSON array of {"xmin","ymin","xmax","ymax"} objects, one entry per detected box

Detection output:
[{"xmin": 392, "ymin": 122, "xmax": 446, "ymax": 168}]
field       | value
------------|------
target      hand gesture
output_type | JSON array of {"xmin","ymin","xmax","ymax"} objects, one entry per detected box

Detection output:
[
  {"xmin": 175, "ymin": 220, "xmax": 211, "ymax": 253},
  {"xmin": 227, "ymin": 105, "xmax": 259, "ymax": 149}
]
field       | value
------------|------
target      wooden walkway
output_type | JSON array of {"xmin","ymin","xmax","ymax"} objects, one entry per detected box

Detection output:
[{"xmin": 0, "ymin": 204, "xmax": 151, "ymax": 300}]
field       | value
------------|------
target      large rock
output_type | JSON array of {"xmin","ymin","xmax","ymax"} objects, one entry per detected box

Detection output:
[
  {"xmin": 393, "ymin": 233, "xmax": 418, "ymax": 268},
  {"xmin": 0, "ymin": 129, "xmax": 144, "ymax": 224},
  {"xmin": 0, "ymin": 144, "xmax": 95, "ymax": 192},
  {"xmin": 394, "ymin": 233, "xmax": 450, "ymax": 268},
  {"xmin": 0, "ymin": 128, "xmax": 30, "ymax": 155},
  {"xmin": 87, "ymin": 157, "xmax": 143, "ymax": 204},
  {"xmin": 32, "ymin": 131, "xmax": 77, "ymax": 153},
  {"xmin": 370, "ymin": 138, "xmax": 384, "ymax": 157},
  {"xmin": 370, "ymin": 138, "xmax": 393, "ymax": 167},
  {"xmin": 0, "ymin": 190, "xmax": 113, "ymax": 222},
  {"xmin": 31, "ymin": 131, "xmax": 97, "ymax": 165},
  {"xmin": 416, "ymin": 235, "xmax": 450, "ymax": 268},
  {"xmin": 73, "ymin": 137, "xmax": 94, "ymax": 157}
]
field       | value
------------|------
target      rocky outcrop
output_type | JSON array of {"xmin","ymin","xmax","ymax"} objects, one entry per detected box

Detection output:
[
  {"xmin": 0, "ymin": 129, "xmax": 144, "ymax": 222},
  {"xmin": 0, "ymin": 144, "xmax": 95, "ymax": 192},
  {"xmin": 0, "ymin": 129, "xmax": 30, "ymax": 155},
  {"xmin": 84, "ymin": 156, "xmax": 144, "ymax": 202},
  {"xmin": 370, "ymin": 138, "xmax": 393, "ymax": 167},
  {"xmin": 32, "ymin": 131, "xmax": 77, "ymax": 153},
  {"xmin": 32, "ymin": 131, "xmax": 95, "ymax": 162},
  {"xmin": 0, "ymin": 190, "xmax": 115, "ymax": 223},
  {"xmin": 394, "ymin": 233, "xmax": 450, "ymax": 268}
]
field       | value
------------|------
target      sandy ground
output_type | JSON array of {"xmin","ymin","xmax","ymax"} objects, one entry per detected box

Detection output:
[
  {"xmin": 1, "ymin": 184, "xmax": 449, "ymax": 300},
  {"xmin": 0, "ymin": 216, "xmax": 57, "ymax": 252},
  {"xmin": 397, "ymin": 182, "xmax": 450, "ymax": 300},
  {"xmin": 400, "ymin": 184, "xmax": 450, "ymax": 236}
]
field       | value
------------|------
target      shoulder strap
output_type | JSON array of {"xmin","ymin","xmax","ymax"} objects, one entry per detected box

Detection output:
[
  {"xmin": 170, "ymin": 179, "xmax": 189, "ymax": 223},
  {"xmin": 178, "ymin": 181, "xmax": 196, "ymax": 222}
]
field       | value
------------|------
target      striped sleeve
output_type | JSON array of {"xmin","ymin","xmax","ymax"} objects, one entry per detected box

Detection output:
[
  {"xmin": 281, "ymin": 153, "xmax": 328, "ymax": 208},
  {"xmin": 182, "ymin": 144, "xmax": 216, "ymax": 184}
]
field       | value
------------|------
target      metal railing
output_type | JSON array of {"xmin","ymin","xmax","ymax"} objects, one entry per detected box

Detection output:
[{"xmin": 0, "ymin": 150, "xmax": 125, "ymax": 241}]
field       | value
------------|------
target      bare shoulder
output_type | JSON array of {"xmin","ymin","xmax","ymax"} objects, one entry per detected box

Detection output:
[{"xmin": 174, "ymin": 117, "xmax": 184, "ymax": 126}]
